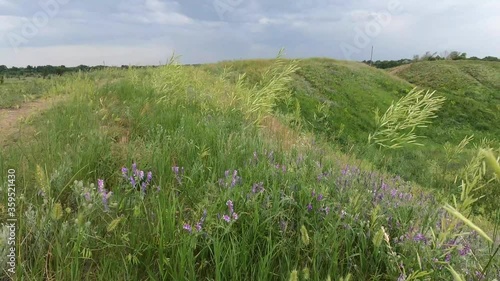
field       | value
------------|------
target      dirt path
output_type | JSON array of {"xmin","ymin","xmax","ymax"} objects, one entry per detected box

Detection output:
[{"xmin": 0, "ymin": 96, "xmax": 66, "ymax": 146}]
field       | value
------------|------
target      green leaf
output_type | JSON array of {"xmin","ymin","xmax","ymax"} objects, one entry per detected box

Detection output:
[{"xmin": 443, "ymin": 204, "xmax": 492, "ymax": 243}]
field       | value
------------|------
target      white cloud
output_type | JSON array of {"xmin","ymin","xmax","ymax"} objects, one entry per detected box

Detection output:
[
  {"xmin": 0, "ymin": 0, "xmax": 15, "ymax": 8},
  {"xmin": 0, "ymin": 15, "xmax": 28, "ymax": 33},
  {"xmin": 113, "ymin": 0, "xmax": 192, "ymax": 25},
  {"xmin": 0, "ymin": 0, "xmax": 498, "ymax": 66}
]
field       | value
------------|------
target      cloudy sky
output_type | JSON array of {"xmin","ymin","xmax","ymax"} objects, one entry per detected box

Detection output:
[{"xmin": 0, "ymin": 0, "xmax": 498, "ymax": 67}]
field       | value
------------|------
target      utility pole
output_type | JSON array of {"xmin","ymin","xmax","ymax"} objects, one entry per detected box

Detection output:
[{"xmin": 370, "ymin": 46, "xmax": 374, "ymax": 66}]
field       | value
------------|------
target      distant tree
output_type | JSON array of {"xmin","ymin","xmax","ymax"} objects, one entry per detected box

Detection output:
[
  {"xmin": 446, "ymin": 51, "xmax": 466, "ymax": 60},
  {"xmin": 421, "ymin": 51, "xmax": 438, "ymax": 61},
  {"xmin": 482, "ymin": 56, "xmax": 499, "ymax": 61},
  {"xmin": 447, "ymin": 51, "xmax": 460, "ymax": 60},
  {"xmin": 55, "ymin": 66, "xmax": 66, "ymax": 76},
  {"xmin": 469, "ymin": 56, "xmax": 480, "ymax": 60},
  {"xmin": 0, "ymin": 75, "xmax": 4, "ymax": 84}
]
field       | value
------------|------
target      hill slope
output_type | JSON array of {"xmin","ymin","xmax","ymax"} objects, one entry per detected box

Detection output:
[
  {"xmin": 203, "ymin": 58, "xmax": 500, "ymax": 190},
  {"xmin": 0, "ymin": 59, "xmax": 499, "ymax": 280},
  {"xmin": 389, "ymin": 60, "xmax": 500, "ymax": 134}
]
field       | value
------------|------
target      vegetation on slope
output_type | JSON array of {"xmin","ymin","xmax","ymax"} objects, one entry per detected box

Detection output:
[
  {"xmin": 0, "ymin": 56, "xmax": 499, "ymax": 280},
  {"xmin": 204, "ymin": 59, "xmax": 500, "ymax": 211}
]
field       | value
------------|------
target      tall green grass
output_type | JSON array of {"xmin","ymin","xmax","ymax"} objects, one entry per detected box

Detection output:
[{"xmin": 0, "ymin": 55, "xmax": 499, "ymax": 280}]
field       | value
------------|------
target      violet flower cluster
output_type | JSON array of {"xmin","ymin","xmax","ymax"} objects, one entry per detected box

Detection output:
[
  {"xmin": 172, "ymin": 165, "xmax": 184, "ymax": 185},
  {"xmin": 183, "ymin": 209, "xmax": 207, "ymax": 234},
  {"xmin": 97, "ymin": 179, "xmax": 112, "ymax": 211},
  {"xmin": 121, "ymin": 163, "xmax": 154, "ymax": 194},
  {"xmin": 218, "ymin": 170, "xmax": 241, "ymax": 188},
  {"xmin": 222, "ymin": 200, "xmax": 239, "ymax": 223}
]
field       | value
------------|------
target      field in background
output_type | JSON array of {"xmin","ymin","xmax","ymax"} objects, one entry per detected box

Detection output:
[{"xmin": 0, "ymin": 58, "xmax": 499, "ymax": 280}]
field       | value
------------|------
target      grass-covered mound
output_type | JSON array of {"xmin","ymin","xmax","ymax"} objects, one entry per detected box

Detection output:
[
  {"xmin": 0, "ymin": 57, "xmax": 499, "ymax": 280},
  {"xmin": 203, "ymin": 59, "xmax": 500, "ymax": 206}
]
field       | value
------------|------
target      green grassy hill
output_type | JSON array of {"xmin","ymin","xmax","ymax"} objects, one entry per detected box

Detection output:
[
  {"xmin": 390, "ymin": 60, "xmax": 500, "ymax": 134},
  {"xmin": 0, "ymin": 58, "xmax": 498, "ymax": 280},
  {"xmin": 203, "ymin": 59, "xmax": 500, "ymax": 191}
]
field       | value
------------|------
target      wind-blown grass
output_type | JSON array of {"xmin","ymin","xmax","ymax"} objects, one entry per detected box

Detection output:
[
  {"xmin": 368, "ymin": 87, "xmax": 446, "ymax": 149},
  {"xmin": 0, "ymin": 54, "xmax": 499, "ymax": 280}
]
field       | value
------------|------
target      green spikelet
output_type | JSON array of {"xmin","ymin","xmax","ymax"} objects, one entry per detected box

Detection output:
[
  {"xmin": 300, "ymin": 225, "xmax": 310, "ymax": 246},
  {"xmin": 288, "ymin": 270, "xmax": 298, "ymax": 281},
  {"xmin": 107, "ymin": 217, "xmax": 124, "ymax": 233},
  {"xmin": 340, "ymin": 273, "xmax": 352, "ymax": 281},
  {"xmin": 36, "ymin": 164, "xmax": 50, "ymax": 196},
  {"xmin": 372, "ymin": 227, "xmax": 384, "ymax": 248},
  {"xmin": 51, "ymin": 203, "xmax": 63, "ymax": 221},
  {"xmin": 481, "ymin": 149, "xmax": 500, "ymax": 179},
  {"xmin": 302, "ymin": 267, "xmax": 310, "ymax": 280}
]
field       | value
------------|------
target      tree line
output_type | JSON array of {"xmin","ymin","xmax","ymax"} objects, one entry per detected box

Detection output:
[
  {"xmin": 0, "ymin": 64, "xmax": 162, "ymax": 82},
  {"xmin": 363, "ymin": 51, "xmax": 499, "ymax": 69}
]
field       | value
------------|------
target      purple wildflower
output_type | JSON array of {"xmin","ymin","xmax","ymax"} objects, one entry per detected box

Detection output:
[
  {"xmin": 391, "ymin": 189, "xmax": 397, "ymax": 198},
  {"xmin": 413, "ymin": 233, "xmax": 426, "ymax": 243},
  {"xmin": 230, "ymin": 170, "xmax": 240, "ymax": 188},
  {"xmin": 183, "ymin": 224, "xmax": 192, "ymax": 233},
  {"xmin": 141, "ymin": 182, "xmax": 147, "ymax": 193},
  {"xmin": 317, "ymin": 194, "xmax": 324, "ymax": 201},
  {"xmin": 172, "ymin": 166, "xmax": 184, "ymax": 185},
  {"xmin": 121, "ymin": 167, "xmax": 128, "ymax": 178},
  {"xmin": 139, "ymin": 170, "xmax": 145, "ymax": 180},
  {"xmin": 341, "ymin": 166, "xmax": 348, "ymax": 176},
  {"xmin": 130, "ymin": 176, "xmax": 136, "ymax": 187},
  {"xmin": 147, "ymin": 171, "xmax": 152, "ymax": 183},
  {"xmin": 252, "ymin": 182, "xmax": 264, "ymax": 193},
  {"xmin": 192, "ymin": 210, "xmax": 208, "ymax": 232},
  {"xmin": 475, "ymin": 271, "xmax": 485, "ymax": 280},
  {"xmin": 195, "ymin": 222, "xmax": 202, "ymax": 232},
  {"xmin": 226, "ymin": 200, "xmax": 234, "ymax": 214},
  {"xmin": 232, "ymin": 212, "xmax": 239, "ymax": 220},
  {"xmin": 222, "ymin": 215, "xmax": 231, "ymax": 223},
  {"xmin": 307, "ymin": 203, "xmax": 313, "ymax": 211},
  {"xmin": 445, "ymin": 253, "xmax": 451, "ymax": 263},
  {"xmin": 97, "ymin": 179, "xmax": 104, "ymax": 193},
  {"xmin": 84, "ymin": 191, "xmax": 91, "ymax": 202},
  {"xmin": 132, "ymin": 163, "xmax": 137, "ymax": 174},
  {"xmin": 102, "ymin": 190, "xmax": 112, "ymax": 211},
  {"xmin": 459, "ymin": 244, "xmax": 471, "ymax": 256}
]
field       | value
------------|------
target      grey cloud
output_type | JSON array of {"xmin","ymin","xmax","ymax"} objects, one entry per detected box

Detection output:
[{"xmin": 0, "ymin": 0, "xmax": 498, "ymax": 67}]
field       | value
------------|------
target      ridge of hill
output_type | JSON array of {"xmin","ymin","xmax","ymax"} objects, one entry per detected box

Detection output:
[{"xmin": 202, "ymin": 58, "xmax": 500, "ymax": 190}]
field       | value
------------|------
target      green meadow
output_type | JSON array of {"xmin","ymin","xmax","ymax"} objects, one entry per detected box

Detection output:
[{"xmin": 0, "ymin": 54, "xmax": 499, "ymax": 280}]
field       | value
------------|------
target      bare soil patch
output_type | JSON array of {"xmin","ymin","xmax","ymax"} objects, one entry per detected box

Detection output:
[{"xmin": 0, "ymin": 96, "xmax": 66, "ymax": 146}]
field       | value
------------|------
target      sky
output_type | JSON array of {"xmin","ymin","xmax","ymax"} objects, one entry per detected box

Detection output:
[{"xmin": 0, "ymin": 0, "xmax": 499, "ymax": 67}]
